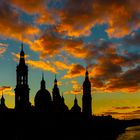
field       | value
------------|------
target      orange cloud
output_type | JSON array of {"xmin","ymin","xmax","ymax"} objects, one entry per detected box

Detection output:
[
  {"xmin": 0, "ymin": 43, "xmax": 8, "ymax": 56},
  {"xmin": 64, "ymin": 80, "xmax": 82, "ymax": 95},
  {"xmin": 30, "ymin": 28, "xmax": 87, "ymax": 59},
  {"xmin": 0, "ymin": 43, "xmax": 8, "ymax": 47},
  {"xmin": 91, "ymin": 60, "xmax": 122, "ymax": 79},
  {"xmin": 26, "ymin": 59, "xmax": 56, "ymax": 73},
  {"xmin": 11, "ymin": 0, "xmax": 45, "ymax": 14},
  {"xmin": 85, "ymin": 41, "xmax": 140, "ymax": 93},
  {"xmin": 71, "ymin": 80, "xmax": 82, "ymax": 94},
  {"xmin": 0, "ymin": 86, "xmax": 14, "ymax": 96},
  {"xmin": 30, "ymin": 28, "xmax": 64, "ymax": 58},
  {"xmin": 0, "ymin": 47, "xmax": 7, "ymax": 56},
  {"xmin": 0, "ymin": 0, "xmax": 40, "ymax": 44},
  {"xmin": 57, "ymin": 0, "xmax": 140, "ymax": 38},
  {"xmin": 90, "ymin": 57, "xmax": 140, "ymax": 92},
  {"xmin": 63, "ymin": 64, "xmax": 85, "ymax": 79},
  {"xmin": 54, "ymin": 61, "xmax": 70, "ymax": 70},
  {"xmin": 29, "ymin": 28, "xmax": 98, "ymax": 62},
  {"xmin": 11, "ymin": 0, "xmax": 56, "ymax": 25},
  {"xmin": 104, "ymin": 66, "xmax": 140, "ymax": 92}
]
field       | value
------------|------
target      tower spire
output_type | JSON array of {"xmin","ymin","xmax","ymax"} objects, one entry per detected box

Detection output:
[
  {"xmin": 54, "ymin": 74, "xmax": 57, "ymax": 84},
  {"xmin": 19, "ymin": 43, "xmax": 25, "ymax": 64},
  {"xmin": 74, "ymin": 95, "xmax": 78, "ymax": 105},
  {"xmin": 41, "ymin": 73, "xmax": 46, "ymax": 89},
  {"xmin": 21, "ymin": 42, "xmax": 23, "ymax": 51},
  {"xmin": 86, "ymin": 66, "xmax": 89, "ymax": 77},
  {"xmin": 42, "ymin": 72, "xmax": 44, "ymax": 81}
]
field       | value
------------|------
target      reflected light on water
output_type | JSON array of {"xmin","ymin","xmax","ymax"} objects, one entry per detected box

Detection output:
[{"xmin": 117, "ymin": 126, "xmax": 140, "ymax": 140}]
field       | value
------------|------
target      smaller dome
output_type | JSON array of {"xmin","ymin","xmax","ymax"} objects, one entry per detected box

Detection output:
[{"xmin": 71, "ymin": 97, "xmax": 81, "ymax": 114}]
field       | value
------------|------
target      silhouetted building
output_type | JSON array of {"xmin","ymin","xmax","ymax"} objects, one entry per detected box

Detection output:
[
  {"xmin": 14, "ymin": 43, "xmax": 30, "ymax": 110},
  {"xmin": 71, "ymin": 95, "xmax": 81, "ymax": 116},
  {"xmin": 61, "ymin": 94, "xmax": 69, "ymax": 113},
  {"xmin": 13, "ymin": 43, "xmax": 93, "ymax": 116},
  {"xmin": 52, "ymin": 75, "xmax": 62, "ymax": 113},
  {"xmin": 34, "ymin": 74, "xmax": 52, "ymax": 112},
  {"xmin": 82, "ymin": 69, "xmax": 92, "ymax": 117},
  {"xmin": 0, "ymin": 93, "xmax": 7, "ymax": 110}
]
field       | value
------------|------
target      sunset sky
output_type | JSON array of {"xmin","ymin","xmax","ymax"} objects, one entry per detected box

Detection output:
[{"xmin": 1, "ymin": 0, "xmax": 140, "ymax": 119}]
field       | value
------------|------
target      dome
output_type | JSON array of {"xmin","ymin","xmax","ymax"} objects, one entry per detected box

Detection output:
[
  {"xmin": 35, "ymin": 89, "xmax": 52, "ymax": 112},
  {"xmin": 71, "ymin": 97, "xmax": 81, "ymax": 113}
]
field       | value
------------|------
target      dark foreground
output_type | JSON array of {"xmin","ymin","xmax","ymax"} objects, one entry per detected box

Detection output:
[{"xmin": 0, "ymin": 111, "xmax": 140, "ymax": 140}]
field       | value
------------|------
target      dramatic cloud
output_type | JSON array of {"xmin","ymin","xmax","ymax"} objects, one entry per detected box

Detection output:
[
  {"xmin": 91, "ymin": 60, "xmax": 140, "ymax": 92},
  {"xmin": 30, "ymin": 36, "xmax": 140, "ymax": 92},
  {"xmin": 105, "ymin": 66, "xmax": 140, "ymax": 92},
  {"xmin": 0, "ymin": 43, "xmax": 8, "ymax": 47},
  {"xmin": 0, "ymin": 47, "xmax": 7, "ymax": 56},
  {"xmin": 87, "ymin": 41, "xmax": 140, "ymax": 92},
  {"xmin": 11, "ymin": 0, "xmax": 45, "ymax": 14},
  {"xmin": 65, "ymin": 80, "xmax": 82, "ymax": 94},
  {"xmin": 124, "ymin": 32, "xmax": 140, "ymax": 46},
  {"xmin": 0, "ymin": 43, "xmax": 8, "ymax": 56},
  {"xmin": 0, "ymin": 0, "xmax": 40, "ymax": 44},
  {"xmin": 11, "ymin": 0, "xmax": 56, "ymax": 25},
  {"xmin": 30, "ymin": 27, "xmax": 99, "ymax": 64},
  {"xmin": 63, "ymin": 64, "xmax": 85, "ymax": 79},
  {"xmin": 30, "ymin": 28, "xmax": 65, "ymax": 58},
  {"xmin": 26, "ymin": 60, "xmax": 56, "ymax": 73},
  {"xmin": 57, "ymin": 0, "xmax": 140, "ymax": 38},
  {"xmin": 30, "ymin": 27, "xmax": 93, "ymax": 59},
  {"xmin": 54, "ymin": 61, "xmax": 70, "ymax": 70},
  {"xmin": 0, "ymin": 86, "xmax": 14, "ymax": 96}
]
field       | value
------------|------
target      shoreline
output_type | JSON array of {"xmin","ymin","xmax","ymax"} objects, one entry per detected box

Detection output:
[{"xmin": 0, "ymin": 112, "xmax": 138, "ymax": 140}]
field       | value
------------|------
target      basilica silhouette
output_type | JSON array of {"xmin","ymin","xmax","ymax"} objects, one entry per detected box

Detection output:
[{"xmin": 1, "ymin": 43, "xmax": 92, "ymax": 118}]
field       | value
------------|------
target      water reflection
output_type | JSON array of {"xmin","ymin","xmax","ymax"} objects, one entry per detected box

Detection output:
[{"xmin": 117, "ymin": 126, "xmax": 140, "ymax": 140}]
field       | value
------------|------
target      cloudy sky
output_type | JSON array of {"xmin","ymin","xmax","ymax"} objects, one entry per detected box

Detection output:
[{"xmin": 1, "ymin": 0, "xmax": 140, "ymax": 119}]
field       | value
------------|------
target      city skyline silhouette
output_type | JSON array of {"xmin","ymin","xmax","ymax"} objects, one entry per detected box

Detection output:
[
  {"xmin": 0, "ymin": 44, "xmax": 92, "ymax": 118},
  {"xmin": 1, "ymin": 1, "xmax": 140, "ymax": 139},
  {"xmin": 0, "ymin": 45, "xmax": 140, "ymax": 140}
]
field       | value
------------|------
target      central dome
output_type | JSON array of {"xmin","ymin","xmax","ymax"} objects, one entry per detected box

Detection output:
[{"xmin": 34, "ymin": 75, "xmax": 52, "ymax": 112}]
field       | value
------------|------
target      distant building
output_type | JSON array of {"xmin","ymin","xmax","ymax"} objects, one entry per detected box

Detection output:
[
  {"xmin": 71, "ymin": 96, "xmax": 81, "ymax": 116},
  {"xmin": 82, "ymin": 69, "xmax": 92, "ymax": 117},
  {"xmin": 0, "ymin": 93, "xmax": 8, "ymax": 110},
  {"xmin": 61, "ymin": 94, "xmax": 69, "ymax": 113},
  {"xmin": 14, "ymin": 43, "xmax": 30, "ymax": 110}
]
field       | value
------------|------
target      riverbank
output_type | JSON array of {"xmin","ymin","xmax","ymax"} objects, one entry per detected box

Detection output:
[
  {"xmin": 0, "ymin": 112, "xmax": 140, "ymax": 140},
  {"xmin": 0, "ymin": 113, "xmax": 135, "ymax": 140}
]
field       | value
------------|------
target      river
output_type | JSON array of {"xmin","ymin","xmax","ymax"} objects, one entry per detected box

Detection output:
[{"xmin": 117, "ymin": 125, "xmax": 140, "ymax": 140}]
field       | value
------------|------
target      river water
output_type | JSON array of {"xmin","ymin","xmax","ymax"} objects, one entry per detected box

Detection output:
[{"xmin": 117, "ymin": 126, "xmax": 140, "ymax": 140}]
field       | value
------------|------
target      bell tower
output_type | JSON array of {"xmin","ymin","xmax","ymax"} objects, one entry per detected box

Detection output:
[
  {"xmin": 82, "ymin": 68, "xmax": 92, "ymax": 118},
  {"xmin": 14, "ymin": 43, "xmax": 30, "ymax": 110}
]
